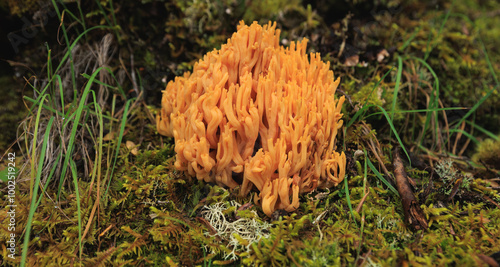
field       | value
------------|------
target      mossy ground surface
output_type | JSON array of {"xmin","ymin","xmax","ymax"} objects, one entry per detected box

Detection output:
[{"xmin": 0, "ymin": 0, "xmax": 499, "ymax": 266}]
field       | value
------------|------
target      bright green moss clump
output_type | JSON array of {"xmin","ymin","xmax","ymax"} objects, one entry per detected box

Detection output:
[{"xmin": 472, "ymin": 135, "xmax": 500, "ymax": 170}]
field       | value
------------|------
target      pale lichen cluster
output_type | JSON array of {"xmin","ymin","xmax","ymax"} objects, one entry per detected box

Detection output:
[
  {"xmin": 157, "ymin": 21, "xmax": 346, "ymax": 216},
  {"xmin": 201, "ymin": 201, "xmax": 271, "ymax": 260}
]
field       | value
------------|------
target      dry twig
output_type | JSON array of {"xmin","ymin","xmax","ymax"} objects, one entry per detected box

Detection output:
[{"xmin": 393, "ymin": 146, "xmax": 428, "ymax": 230}]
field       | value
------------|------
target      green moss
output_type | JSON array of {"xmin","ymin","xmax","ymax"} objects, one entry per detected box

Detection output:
[
  {"xmin": 3, "ymin": 0, "xmax": 40, "ymax": 15},
  {"xmin": 4, "ymin": 142, "xmax": 499, "ymax": 266},
  {"xmin": 242, "ymin": 0, "xmax": 302, "ymax": 24},
  {"xmin": 0, "ymin": 76, "xmax": 28, "ymax": 151},
  {"xmin": 343, "ymin": 77, "xmax": 402, "ymax": 121},
  {"xmin": 472, "ymin": 134, "xmax": 500, "ymax": 170},
  {"xmin": 4, "ymin": 0, "xmax": 500, "ymax": 266},
  {"xmin": 396, "ymin": 2, "xmax": 500, "ymax": 132}
]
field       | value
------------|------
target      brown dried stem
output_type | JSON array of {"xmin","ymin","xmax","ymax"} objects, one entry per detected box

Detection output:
[{"xmin": 393, "ymin": 146, "xmax": 428, "ymax": 230}]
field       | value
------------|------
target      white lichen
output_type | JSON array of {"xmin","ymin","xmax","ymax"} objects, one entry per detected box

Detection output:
[
  {"xmin": 435, "ymin": 159, "xmax": 457, "ymax": 182},
  {"xmin": 435, "ymin": 159, "xmax": 474, "ymax": 193},
  {"xmin": 201, "ymin": 201, "xmax": 271, "ymax": 260}
]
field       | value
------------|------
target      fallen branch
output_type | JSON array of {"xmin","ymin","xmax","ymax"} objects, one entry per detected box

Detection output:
[{"xmin": 393, "ymin": 147, "xmax": 428, "ymax": 230}]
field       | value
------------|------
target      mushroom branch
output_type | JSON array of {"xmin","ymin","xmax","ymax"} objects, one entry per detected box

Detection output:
[{"xmin": 157, "ymin": 21, "xmax": 346, "ymax": 216}]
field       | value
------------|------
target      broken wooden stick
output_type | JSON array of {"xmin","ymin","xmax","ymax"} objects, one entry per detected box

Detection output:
[{"xmin": 393, "ymin": 147, "xmax": 428, "ymax": 230}]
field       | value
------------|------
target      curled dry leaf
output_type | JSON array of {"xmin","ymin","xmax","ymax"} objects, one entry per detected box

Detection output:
[{"xmin": 126, "ymin": 140, "xmax": 139, "ymax": 155}]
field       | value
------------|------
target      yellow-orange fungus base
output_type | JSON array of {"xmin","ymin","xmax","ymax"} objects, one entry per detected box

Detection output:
[{"xmin": 157, "ymin": 21, "xmax": 346, "ymax": 216}]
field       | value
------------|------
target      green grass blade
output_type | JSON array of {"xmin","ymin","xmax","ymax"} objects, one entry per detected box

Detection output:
[
  {"xmin": 42, "ymin": 25, "xmax": 111, "ymax": 95},
  {"xmin": 104, "ymin": 98, "xmax": 133, "ymax": 197},
  {"xmin": 479, "ymin": 38, "xmax": 499, "ymax": 86},
  {"xmin": 366, "ymin": 156, "xmax": 398, "ymax": 196},
  {"xmin": 448, "ymin": 129, "xmax": 479, "ymax": 145},
  {"xmin": 343, "ymin": 177, "xmax": 357, "ymax": 227},
  {"xmin": 94, "ymin": 0, "xmax": 120, "ymax": 40},
  {"xmin": 81, "ymin": 72, "xmax": 126, "ymax": 99},
  {"xmin": 399, "ymin": 26, "xmax": 421, "ymax": 51},
  {"xmin": 20, "ymin": 116, "xmax": 54, "ymax": 267},
  {"xmin": 365, "ymin": 107, "xmax": 466, "ymax": 118},
  {"xmin": 69, "ymin": 158, "xmax": 83, "ymax": 260},
  {"xmin": 346, "ymin": 67, "xmax": 394, "ymax": 129},
  {"xmin": 76, "ymin": 0, "xmax": 87, "ymax": 34},
  {"xmin": 35, "ymin": 153, "xmax": 62, "ymax": 209},
  {"xmin": 424, "ymin": 1, "xmax": 454, "ymax": 61},
  {"xmin": 390, "ymin": 56, "xmax": 403, "ymax": 122},
  {"xmin": 465, "ymin": 121, "xmax": 499, "ymax": 141},
  {"xmin": 30, "ymin": 94, "xmax": 50, "ymax": 198},
  {"xmin": 409, "ymin": 56, "xmax": 440, "ymax": 149},
  {"xmin": 57, "ymin": 67, "xmax": 106, "ymax": 201},
  {"xmin": 86, "ymin": 90, "xmax": 104, "ymax": 197},
  {"xmin": 361, "ymin": 67, "xmax": 394, "ymax": 110},
  {"xmin": 450, "ymin": 84, "xmax": 498, "ymax": 135},
  {"xmin": 51, "ymin": 0, "xmax": 76, "ymax": 91},
  {"xmin": 56, "ymin": 74, "xmax": 65, "ymax": 115},
  {"xmin": 375, "ymin": 105, "xmax": 410, "ymax": 163}
]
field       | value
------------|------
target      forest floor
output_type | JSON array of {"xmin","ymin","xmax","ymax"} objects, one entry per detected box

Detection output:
[{"xmin": 0, "ymin": 0, "xmax": 499, "ymax": 266}]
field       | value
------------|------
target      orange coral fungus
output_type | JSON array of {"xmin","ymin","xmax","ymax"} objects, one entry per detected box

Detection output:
[{"xmin": 157, "ymin": 21, "xmax": 346, "ymax": 216}]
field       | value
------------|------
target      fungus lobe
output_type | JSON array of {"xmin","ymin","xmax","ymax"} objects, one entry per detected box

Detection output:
[{"xmin": 157, "ymin": 21, "xmax": 346, "ymax": 216}]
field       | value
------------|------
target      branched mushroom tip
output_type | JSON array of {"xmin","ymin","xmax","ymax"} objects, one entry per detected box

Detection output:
[{"xmin": 157, "ymin": 21, "xmax": 346, "ymax": 216}]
